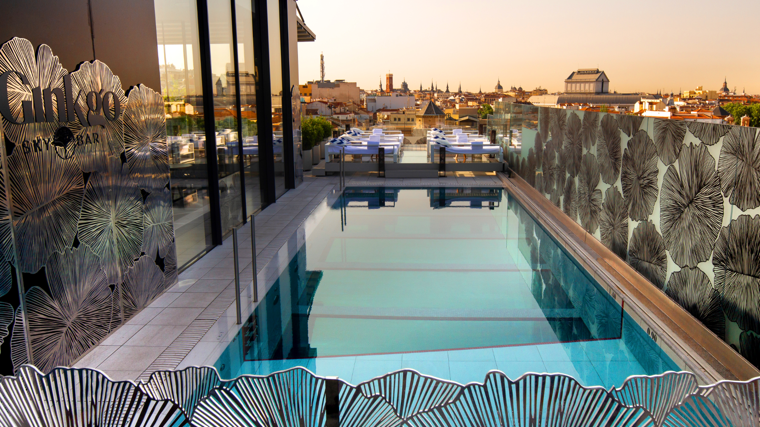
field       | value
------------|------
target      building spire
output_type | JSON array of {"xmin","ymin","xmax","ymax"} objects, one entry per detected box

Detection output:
[
  {"xmin": 458, "ymin": 82, "xmax": 462, "ymax": 93},
  {"xmin": 320, "ymin": 52, "xmax": 325, "ymax": 83}
]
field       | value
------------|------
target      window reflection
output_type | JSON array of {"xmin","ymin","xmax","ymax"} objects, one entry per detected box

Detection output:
[
  {"xmin": 235, "ymin": 0, "xmax": 261, "ymax": 217},
  {"xmin": 267, "ymin": 0, "xmax": 286, "ymax": 198},
  {"xmin": 208, "ymin": 0, "xmax": 243, "ymax": 234},
  {"xmin": 155, "ymin": 0, "xmax": 214, "ymax": 268}
]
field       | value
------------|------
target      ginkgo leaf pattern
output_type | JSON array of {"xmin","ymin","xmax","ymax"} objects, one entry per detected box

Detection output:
[
  {"xmin": 713, "ymin": 215, "xmax": 760, "ymax": 333},
  {"xmin": 0, "ymin": 38, "xmax": 179, "ymax": 377},
  {"xmin": 534, "ymin": 132, "xmax": 543, "ymax": 170},
  {"xmin": 78, "ymin": 155, "xmax": 143, "ymax": 283},
  {"xmin": 616, "ymin": 114, "xmax": 643, "ymax": 137},
  {"xmin": 687, "ymin": 121, "xmax": 731, "ymax": 146},
  {"xmin": 0, "ymin": 261, "xmax": 11, "ymax": 298},
  {"xmin": 628, "ymin": 221, "xmax": 667, "ymax": 289},
  {"xmin": 653, "ymin": 119, "xmax": 687, "ymax": 166},
  {"xmin": 581, "ymin": 111, "xmax": 599, "ymax": 150},
  {"xmin": 122, "ymin": 255, "xmax": 167, "ymax": 321},
  {"xmin": 597, "ymin": 114, "xmax": 622, "ymax": 185},
  {"xmin": 539, "ymin": 108, "xmax": 550, "ymax": 144},
  {"xmin": 511, "ymin": 105, "xmax": 760, "ymax": 370},
  {"xmin": 24, "ymin": 247, "xmax": 112, "ymax": 372},
  {"xmin": 5, "ymin": 365, "xmax": 760, "ymax": 426},
  {"xmin": 2, "ymin": 366, "xmax": 188, "ymax": 426},
  {"xmin": 550, "ymin": 108, "xmax": 566, "ymax": 142},
  {"xmin": 535, "ymin": 174, "xmax": 544, "ymax": 195},
  {"xmin": 740, "ymin": 332, "xmax": 760, "ymax": 368},
  {"xmin": 551, "ymin": 161, "xmax": 565, "ymax": 208},
  {"xmin": 10, "ymin": 307, "xmax": 28, "ymax": 372},
  {"xmin": 661, "ymin": 143, "xmax": 723, "ymax": 268},
  {"xmin": 0, "ymin": 302, "xmax": 12, "ymax": 350},
  {"xmin": 563, "ymin": 179, "xmax": 577, "ymax": 221},
  {"xmin": 7, "ymin": 146, "xmax": 84, "ymax": 273},
  {"xmin": 578, "ymin": 153, "xmax": 602, "ymax": 234},
  {"xmin": 600, "ymin": 187, "xmax": 628, "ymax": 260},
  {"xmin": 564, "ymin": 112, "xmax": 582, "ymax": 177},
  {"xmin": 124, "ymin": 85, "xmax": 169, "ymax": 191},
  {"xmin": 621, "ymin": 130, "xmax": 659, "ymax": 221},
  {"xmin": 142, "ymin": 187, "xmax": 174, "ymax": 259},
  {"xmin": 68, "ymin": 61, "xmax": 127, "ymax": 173},
  {"xmin": 0, "ymin": 157, "xmax": 13, "ymax": 264},
  {"xmin": 0, "ymin": 38, "xmax": 67, "ymax": 144},
  {"xmin": 162, "ymin": 242, "xmax": 178, "ymax": 285},
  {"xmin": 542, "ymin": 140, "xmax": 557, "ymax": 195},
  {"xmin": 718, "ymin": 126, "xmax": 760, "ymax": 211},
  {"xmin": 666, "ymin": 268, "xmax": 725, "ymax": 338},
  {"xmin": 525, "ymin": 149, "xmax": 536, "ymax": 187}
]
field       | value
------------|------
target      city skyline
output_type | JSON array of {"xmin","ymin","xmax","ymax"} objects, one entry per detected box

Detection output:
[{"xmin": 297, "ymin": 0, "xmax": 760, "ymax": 94}]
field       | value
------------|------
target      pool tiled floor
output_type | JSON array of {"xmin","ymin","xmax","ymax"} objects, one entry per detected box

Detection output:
[{"xmin": 242, "ymin": 340, "xmax": 648, "ymax": 389}]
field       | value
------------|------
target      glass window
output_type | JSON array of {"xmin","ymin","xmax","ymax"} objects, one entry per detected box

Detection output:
[
  {"xmin": 235, "ymin": 0, "xmax": 261, "ymax": 216},
  {"xmin": 267, "ymin": 0, "xmax": 285, "ymax": 198},
  {"xmin": 207, "ymin": 0, "xmax": 243, "ymax": 235},
  {"xmin": 155, "ymin": 0, "xmax": 214, "ymax": 269}
]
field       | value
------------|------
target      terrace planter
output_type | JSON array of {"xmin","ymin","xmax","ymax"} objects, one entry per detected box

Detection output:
[
  {"xmin": 313, "ymin": 140, "xmax": 324, "ymax": 165},
  {"xmin": 303, "ymin": 149, "xmax": 313, "ymax": 171},
  {"xmin": 319, "ymin": 140, "xmax": 327, "ymax": 162}
]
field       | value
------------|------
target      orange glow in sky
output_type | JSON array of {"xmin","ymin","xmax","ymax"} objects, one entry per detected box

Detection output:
[{"xmin": 297, "ymin": 0, "xmax": 759, "ymax": 94}]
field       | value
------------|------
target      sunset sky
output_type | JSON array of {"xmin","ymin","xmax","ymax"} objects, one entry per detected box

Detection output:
[{"xmin": 297, "ymin": 0, "xmax": 760, "ymax": 94}]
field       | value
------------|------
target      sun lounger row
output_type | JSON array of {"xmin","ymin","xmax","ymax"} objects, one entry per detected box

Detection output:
[
  {"xmin": 427, "ymin": 129, "xmax": 503, "ymax": 162},
  {"xmin": 325, "ymin": 128, "xmax": 401, "ymax": 163}
]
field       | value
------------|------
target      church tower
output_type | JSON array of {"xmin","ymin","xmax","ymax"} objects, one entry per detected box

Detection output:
[{"xmin": 720, "ymin": 78, "xmax": 730, "ymax": 95}]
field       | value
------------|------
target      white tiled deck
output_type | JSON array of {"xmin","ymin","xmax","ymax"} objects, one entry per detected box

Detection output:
[{"xmin": 74, "ymin": 173, "xmax": 505, "ymax": 381}]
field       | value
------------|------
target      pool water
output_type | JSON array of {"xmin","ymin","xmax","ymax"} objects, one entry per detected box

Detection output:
[{"xmin": 214, "ymin": 187, "xmax": 679, "ymax": 388}]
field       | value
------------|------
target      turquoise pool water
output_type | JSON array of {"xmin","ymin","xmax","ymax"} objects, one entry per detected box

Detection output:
[{"xmin": 214, "ymin": 187, "xmax": 679, "ymax": 388}]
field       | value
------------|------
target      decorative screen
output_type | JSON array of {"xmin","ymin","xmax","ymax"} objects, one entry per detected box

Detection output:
[{"xmin": 0, "ymin": 38, "xmax": 175, "ymax": 375}]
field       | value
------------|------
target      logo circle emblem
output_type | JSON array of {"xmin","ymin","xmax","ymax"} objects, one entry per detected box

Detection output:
[{"xmin": 53, "ymin": 126, "xmax": 75, "ymax": 160}]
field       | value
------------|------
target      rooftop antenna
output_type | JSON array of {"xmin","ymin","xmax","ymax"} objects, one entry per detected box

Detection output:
[{"xmin": 320, "ymin": 52, "xmax": 325, "ymax": 83}]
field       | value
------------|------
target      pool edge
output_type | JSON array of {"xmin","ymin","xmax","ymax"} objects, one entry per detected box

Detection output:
[{"xmin": 498, "ymin": 172, "xmax": 760, "ymax": 383}]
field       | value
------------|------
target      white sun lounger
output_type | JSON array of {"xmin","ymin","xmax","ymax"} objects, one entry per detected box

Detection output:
[
  {"xmin": 325, "ymin": 142, "xmax": 399, "ymax": 163},
  {"xmin": 430, "ymin": 143, "xmax": 503, "ymax": 163}
]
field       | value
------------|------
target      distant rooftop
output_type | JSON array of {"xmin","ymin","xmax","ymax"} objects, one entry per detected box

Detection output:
[
  {"xmin": 565, "ymin": 68, "xmax": 608, "ymax": 82},
  {"xmin": 418, "ymin": 101, "xmax": 445, "ymax": 116}
]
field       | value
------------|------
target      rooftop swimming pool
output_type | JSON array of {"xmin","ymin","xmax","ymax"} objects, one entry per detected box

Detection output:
[{"xmin": 214, "ymin": 187, "xmax": 679, "ymax": 388}]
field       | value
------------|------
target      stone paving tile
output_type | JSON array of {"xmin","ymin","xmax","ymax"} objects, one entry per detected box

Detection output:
[
  {"xmin": 74, "ymin": 346, "xmax": 119, "ymax": 368},
  {"xmin": 97, "ymin": 346, "xmax": 164, "ymax": 372},
  {"xmin": 124, "ymin": 325, "xmax": 187, "ymax": 347}
]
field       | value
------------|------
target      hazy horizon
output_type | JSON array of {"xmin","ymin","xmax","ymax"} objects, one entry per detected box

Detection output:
[{"xmin": 297, "ymin": 0, "xmax": 759, "ymax": 95}]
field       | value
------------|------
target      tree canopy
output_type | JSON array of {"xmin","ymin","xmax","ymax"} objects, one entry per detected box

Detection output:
[
  {"xmin": 723, "ymin": 103, "xmax": 760, "ymax": 128},
  {"xmin": 478, "ymin": 103, "xmax": 494, "ymax": 119}
]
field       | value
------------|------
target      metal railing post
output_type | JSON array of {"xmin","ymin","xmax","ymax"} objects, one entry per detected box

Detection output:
[
  {"xmin": 340, "ymin": 147, "xmax": 345, "ymax": 190},
  {"xmin": 232, "ymin": 227, "xmax": 242, "ymax": 325},
  {"xmin": 325, "ymin": 377, "xmax": 341, "ymax": 427},
  {"xmin": 439, "ymin": 147, "xmax": 446, "ymax": 177},
  {"xmin": 250, "ymin": 215, "xmax": 258, "ymax": 303},
  {"xmin": 379, "ymin": 146, "xmax": 385, "ymax": 178}
]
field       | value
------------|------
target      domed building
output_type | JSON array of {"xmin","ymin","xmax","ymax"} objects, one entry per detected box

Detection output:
[
  {"xmin": 720, "ymin": 78, "xmax": 730, "ymax": 95},
  {"xmin": 495, "ymin": 79, "xmax": 503, "ymax": 93}
]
